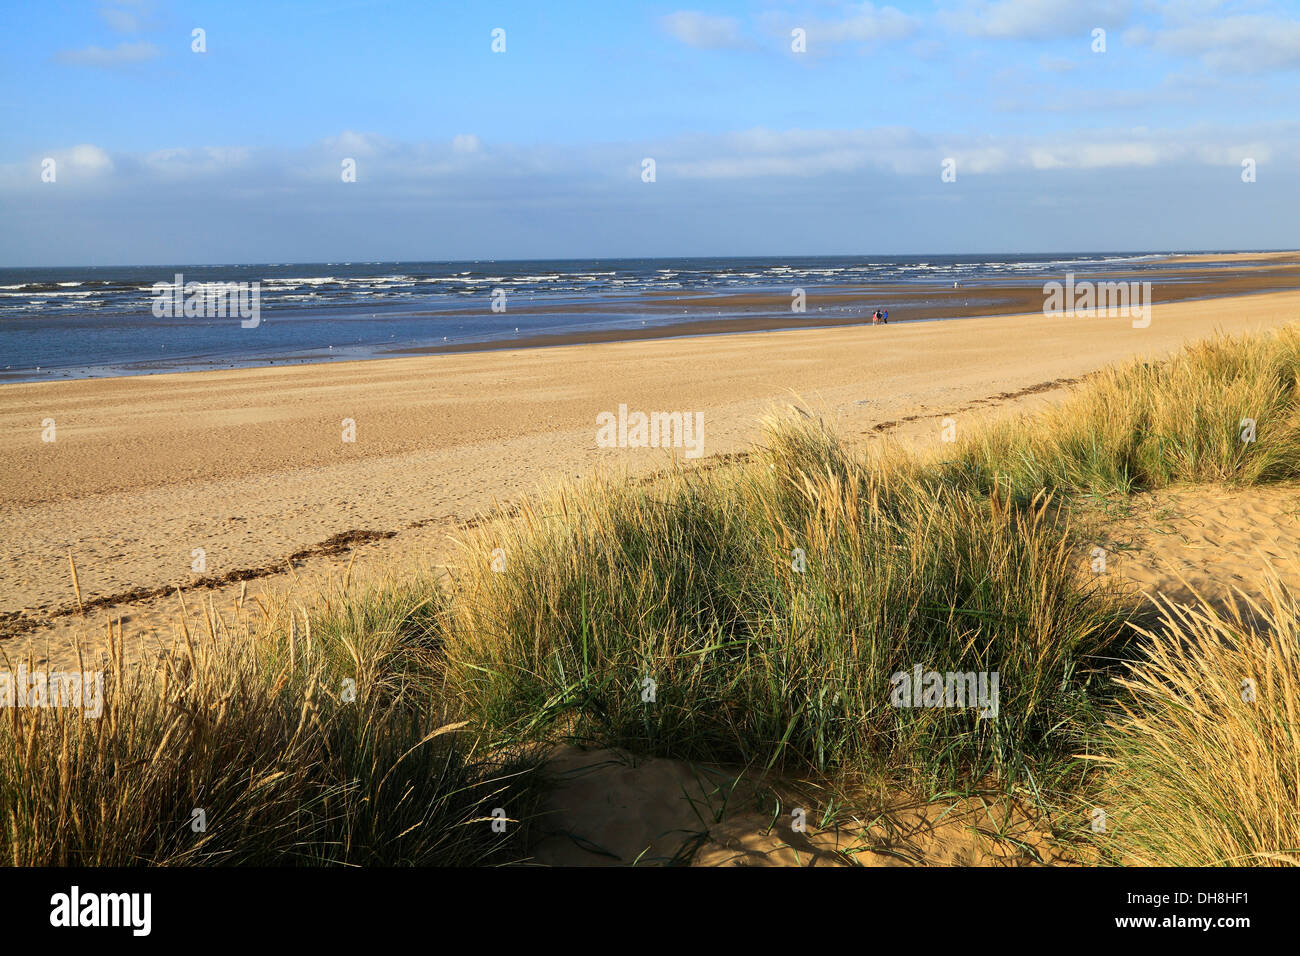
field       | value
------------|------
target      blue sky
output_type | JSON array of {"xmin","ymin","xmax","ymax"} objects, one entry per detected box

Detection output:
[{"xmin": 2, "ymin": 0, "xmax": 1298, "ymax": 265}]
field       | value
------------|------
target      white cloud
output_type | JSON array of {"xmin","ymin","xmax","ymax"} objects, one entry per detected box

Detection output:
[
  {"xmin": 811, "ymin": 2, "xmax": 918, "ymax": 44},
  {"xmin": 99, "ymin": 8, "xmax": 141, "ymax": 32},
  {"xmin": 674, "ymin": 149, "xmax": 865, "ymax": 178},
  {"xmin": 762, "ymin": 2, "xmax": 918, "ymax": 49},
  {"xmin": 665, "ymin": 4, "xmax": 917, "ymax": 55},
  {"xmin": 4, "ymin": 123, "xmax": 1296, "ymax": 202},
  {"xmin": 661, "ymin": 11, "xmax": 746, "ymax": 49},
  {"xmin": 955, "ymin": 146, "xmax": 1012, "ymax": 173},
  {"xmin": 451, "ymin": 134, "xmax": 481, "ymax": 154},
  {"xmin": 55, "ymin": 41, "xmax": 159, "ymax": 67},
  {"xmin": 941, "ymin": 0, "xmax": 1131, "ymax": 40},
  {"xmin": 97, "ymin": 0, "xmax": 154, "ymax": 32},
  {"xmin": 1127, "ymin": 13, "xmax": 1300, "ymax": 73},
  {"xmin": 66, "ymin": 144, "xmax": 114, "ymax": 171},
  {"xmin": 1028, "ymin": 142, "xmax": 1161, "ymax": 169},
  {"xmin": 321, "ymin": 130, "xmax": 390, "ymax": 158},
  {"xmin": 667, "ymin": 126, "xmax": 924, "ymax": 176},
  {"xmin": 1191, "ymin": 142, "xmax": 1274, "ymax": 165},
  {"xmin": 662, "ymin": 123, "xmax": 1296, "ymax": 179},
  {"xmin": 666, "ymin": 127, "xmax": 993, "ymax": 178},
  {"xmin": 2, "ymin": 144, "xmax": 116, "ymax": 186},
  {"xmin": 143, "ymin": 147, "xmax": 253, "ymax": 178}
]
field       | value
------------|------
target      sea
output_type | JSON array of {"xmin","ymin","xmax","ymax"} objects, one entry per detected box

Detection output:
[{"xmin": 0, "ymin": 253, "xmax": 1230, "ymax": 382}]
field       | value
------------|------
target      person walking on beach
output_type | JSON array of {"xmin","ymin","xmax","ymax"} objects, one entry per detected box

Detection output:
[
  {"xmin": 871, "ymin": 309, "xmax": 880, "ymax": 325},
  {"xmin": 882, "ymin": 309, "xmax": 889, "ymax": 324}
]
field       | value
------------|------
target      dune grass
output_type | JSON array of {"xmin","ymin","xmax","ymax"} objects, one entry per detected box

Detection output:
[
  {"xmin": 1085, "ymin": 578, "xmax": 1300, "ymax": 866},
  {"xmin": 436, "ymin": 414, "xmax": 1131, "ymax": 793},
  {"xmin": 3, "ymin": 326, "xmax": 1300, "ymax": 865},
  {"xmin": 942, "ymin": 328, "xmax": 1300, "ymax": 499},
  {"xmin": 0, "ymin": 578, "xmax": 543, "ymax": 866}
]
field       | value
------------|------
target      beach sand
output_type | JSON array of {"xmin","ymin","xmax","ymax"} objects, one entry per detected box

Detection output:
[
  {"xmin": 4, "ymin": 285, "xmax": 1300, "ymax": 669},
  {"xmin": 528, "ymin": 745, "xmax": 1070, "ymax": 866}
]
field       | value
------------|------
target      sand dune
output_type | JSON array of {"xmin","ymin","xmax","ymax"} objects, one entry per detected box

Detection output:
[
  {"xmin": 530, "ymin": 480, "xmax": 1300, "ymax": 866},
  {"xmin": 531, "ymin": 746, "xmax": 1069, "ymax": 867},
  {"xmin": 1107, "ymin": 482, "xmax": 1300, "ymax": 607}
]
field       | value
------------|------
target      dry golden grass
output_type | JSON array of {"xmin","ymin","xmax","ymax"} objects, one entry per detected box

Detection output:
[
  {"xmin": 434, "ymin": 412, "xmax": 1129, "ymax": 793},
  {"xmin": 945, "ymin": 328, "xmax": 1300, "ymax": 497},
  {"xmin": 0, "ymin": 577, "xmax": 543, "ymax": 866},
  {"xmin": 1086, "ymin": 572, "xmax": 1300, "ymax": 865}
]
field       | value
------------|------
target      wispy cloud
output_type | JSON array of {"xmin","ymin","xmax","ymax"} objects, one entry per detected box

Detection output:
[
  {"xmin": 940, "ymin": 0, "xmax": 1131, "ymax": 40},
  {"xmin": 1126, "ymin": 12, "xmax": 1300, "ymax": 73},
  {"xmin": 662, "ymin": 4, "xmax": 918, "ymax": 54},
  {"xmin": 660, "ymin": 11, "xmax": 747, "ymax": 49},
  {"xmin": 97, "ymin": 0, "xmax": 153, "ymax": 32},
  {"xmin": 760, "ymin": 2, "xmax": 919, "ymax": 51},
  {"xmin": 141, "ymin": 146, "xmax": 253, "ymax": 180},
  {"xmin": 99, "ymin": 8, "xmax": 142, "ymax": 33}
]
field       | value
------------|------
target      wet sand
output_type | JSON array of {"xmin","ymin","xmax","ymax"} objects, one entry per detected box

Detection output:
[{"xmin": 384, "ymin": 256, "xmax": 1300, "ymax": 356}]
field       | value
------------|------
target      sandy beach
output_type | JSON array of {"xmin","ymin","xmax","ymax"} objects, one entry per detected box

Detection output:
[{"xmin": 3, "ymin": 272, "xmax": 1300, "ymax": 668}]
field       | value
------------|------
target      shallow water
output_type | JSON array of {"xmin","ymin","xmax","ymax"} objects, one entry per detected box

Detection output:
[{"xmin": 0, "ymin": 252, "xmax": 1224, "ymax": 381}]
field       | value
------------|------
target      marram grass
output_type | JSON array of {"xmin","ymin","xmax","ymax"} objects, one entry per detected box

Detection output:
[
  {"xmin": 1085, "ymin": 576, "xmax": 1300, "ymax": 867},
  {"xmin": 0, "ymin": 578, "xmax": 543, "ymax": 866},
  {"xmin": 943, "ymin": 327, "xmax": 1300, "ymax": 499},
  {"xmin": 436, "ymin": 413, "xmax": 1132, "ymax": 793}
]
